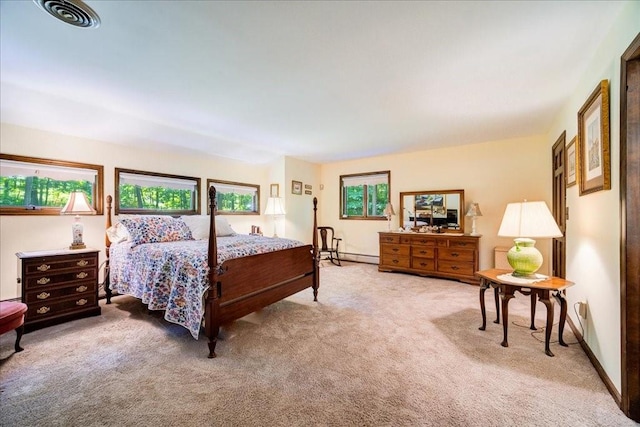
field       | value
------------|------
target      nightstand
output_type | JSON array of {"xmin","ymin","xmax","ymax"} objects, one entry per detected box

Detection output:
[{"xmin": 16, "ymin": 248, "xmax": 101, "ymax": 332}]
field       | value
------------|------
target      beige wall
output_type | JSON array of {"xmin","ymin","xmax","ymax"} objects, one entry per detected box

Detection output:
[
  {"xmin": 0, "ymin": 123, "xmax": 275, "ymax": 300},
  {"xmin": 318, "ymin": 135, "xmax": 552, "ymax": 272},
  {"xmin": 545, "ymin": 1, "xmax": 640, "ymax": 394}
]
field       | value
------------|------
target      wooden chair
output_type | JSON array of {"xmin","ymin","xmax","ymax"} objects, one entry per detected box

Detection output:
[
  {"xmin": 318, "ymin": 226, "xmax": 342, "ymax": 266},
  {"xmin": 0, "ymin": 301, "xmax": 28, "ymax": 353}
]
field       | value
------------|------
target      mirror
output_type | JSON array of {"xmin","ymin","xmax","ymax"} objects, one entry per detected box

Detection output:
[{"xmin": 399, "ymin": 189, "xmax": 465, "ymax": 233}]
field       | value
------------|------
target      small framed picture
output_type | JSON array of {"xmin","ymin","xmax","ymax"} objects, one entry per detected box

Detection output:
[
  {"xmin": 566, "ymin": 136, "xmax": 577, "ymax": 187},
  {"xmin": 270, "ymin": 183, "xmax": 279, "ymax": 197},
  {"xmin": 304, "ymin": 184, "xmax": 312, "ymax": 190},
  {"xmin": 304, "ymin": 190, "xmax": 312, "ymax": 195},
  {"xmin": 577, "ymin": 79, "xmax": 610, "ymax": 196},
  {"xmin": 292, "ymin": 180, "xmax": 302, "ymax": 195}
]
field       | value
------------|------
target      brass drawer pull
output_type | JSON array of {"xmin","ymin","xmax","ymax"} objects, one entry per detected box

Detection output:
[
  {"xmin": 419, "ymin": 250, "xmax": 427, "ymax": 255},
  {"xmin": 37, "ymin": 306, "xmax": 50, "ymax": 314},
  {"xmin": 451, "ymin": 266, "xmax": 459, "ymax": 270},
  {"xmin": 37, "ymin": 277, "xmax": 51, "ymax": 285},
  {"xmin": 37, "ymin": 292, "xmax": 51, "ymax": 300},
  {"xmin": 76, "ymin": 260, "xmax": 89, "ymax": 267},
  {"xmin": 451, "ymin": 253, "xmax": 460, "ymax": 257},
  {"xmin": 76, "ymin": 285, "xmax": 88, "ymax": 293},
  {"xmin": 392, "ymin": 259, "xmax": 399, "ymax": 264},
  {"xmin": 392, "ymin": 248, "xmax": 399, "ymax": 252},
  {"xmin": 76, "ymin": 272, "xmax": 88, "ymax": 279},
  {"xmin": 76, "ymin": 299, "xmax": 88, "ymax": 306},
  {"xmin": 37, "ymin": 264, "xmax": 51, "ymax": 271}
]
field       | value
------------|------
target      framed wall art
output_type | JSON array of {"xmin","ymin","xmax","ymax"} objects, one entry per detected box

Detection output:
[
  {"xmin": 577, "ymin": 79, "xmax": 610, "ymax": 196},
  {"xmin": 292, "ymin": 180, "xmax": 302, "ymax": 195},
  {"xmin": 566, "ymin": 136, "xmax": 577, "ymax": 188}
]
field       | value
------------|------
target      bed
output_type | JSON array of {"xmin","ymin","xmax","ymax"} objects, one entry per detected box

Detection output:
[{"xmin": 103, "ymin": 186, "xmax": 319, "ymax": 358}]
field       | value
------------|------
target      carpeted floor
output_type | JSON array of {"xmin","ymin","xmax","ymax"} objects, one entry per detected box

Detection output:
[{"xmin": 0, "ymin": 262, "xmax": 635, "ymax": 426}]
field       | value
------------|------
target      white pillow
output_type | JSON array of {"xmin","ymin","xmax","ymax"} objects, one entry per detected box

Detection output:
[
  {"xmin": 180, "ymin": 215, "xmax": 236, "ymax": 239},
  {"xmin": 106, "ymin": 222, "xmax": 130, "ymax": 244}
]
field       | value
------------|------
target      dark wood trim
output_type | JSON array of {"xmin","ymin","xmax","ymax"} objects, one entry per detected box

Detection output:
[
  {"xmin": 205, "ymin": 178, "xmax": 260, "ymax": 215},
  {"xmin": 567, "ymin": 317, "xmax": 622, "ymax": 406},
  {"xmin": 620, "ymin": 32, "xmax": 640, "ymax": 422},
  {"xmin": 551, "ymin": 131, "xmax": 566, "ymax": 279}
]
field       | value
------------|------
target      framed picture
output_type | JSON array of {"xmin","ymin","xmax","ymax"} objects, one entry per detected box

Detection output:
[
  {"xmin": 577, "ymin": 79, "xmax": 610, "ymax": 196},
  {"xmin": 270, "ymin": 183, "xmax": 279, "ymax": 197},
  {"xmin": 566, "ymin": 136, "xmax": 577, "ymax": 188},
  {"xmin": 304, "ymin": 190, "xmax": 312, "ymax": 195},
  {"xmin": 292, "ymin": 180, "xmax": 302, "ymax": 195},
  {"xmin": 304, "ymin": 184, "xmax": 312, "ymax": 190}
]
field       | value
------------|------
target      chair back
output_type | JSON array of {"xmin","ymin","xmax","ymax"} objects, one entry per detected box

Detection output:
[{"xmin": 317, "ymin": 226, "xmax": 334, "ymax": 251}]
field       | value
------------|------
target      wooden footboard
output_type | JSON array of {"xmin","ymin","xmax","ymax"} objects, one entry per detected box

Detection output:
[{"xmin": 205, "ymin": 186, "xmax": 319, "ymax": 358}]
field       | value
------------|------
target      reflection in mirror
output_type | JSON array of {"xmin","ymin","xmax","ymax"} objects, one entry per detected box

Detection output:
[{"xmin": 399, "ymin": 189, "xmax": 465, "ymax": 233}]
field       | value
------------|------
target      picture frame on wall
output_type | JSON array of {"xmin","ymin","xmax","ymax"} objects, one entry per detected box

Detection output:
[
  {"xmin": 292, "ymin": 180, "xmax": 302, "ymax": 195},
  {"xmin": 566, "ymin": 136, "xmax": 577, "ymax": 188},
  {"xmin": 270, "ymin": 183, "xmax": 279, "ymax": 197},
  {"xmin": 577, "ymin": 79, "xmax": 610, "ymax": 196}
]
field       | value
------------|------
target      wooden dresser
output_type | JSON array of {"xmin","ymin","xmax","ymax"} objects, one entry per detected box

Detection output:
[
  {"xmin": 378, "ymin": 232, "xmax": 480, "ymax": 284},
  {"xmin": 17, "ymin": 248, "xmax": 101, "ymax": 332}
]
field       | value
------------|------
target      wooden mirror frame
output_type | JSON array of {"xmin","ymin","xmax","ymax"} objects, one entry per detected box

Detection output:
[{"xmin": 399, "ymin": 189, "xmax": 465, "ymax": 233}]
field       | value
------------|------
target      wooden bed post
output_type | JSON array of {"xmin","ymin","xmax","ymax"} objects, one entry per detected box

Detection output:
[
  {"xmin": 104, "ymin": 195, "xmax": 113, "ymax": 304},
  {"xmin": 312, "ymin": 197, "xmax": 319, "ymax": 301},
  {"xmin": 205, "ymin": 186, "xmax": 221, "ymax": 358}
]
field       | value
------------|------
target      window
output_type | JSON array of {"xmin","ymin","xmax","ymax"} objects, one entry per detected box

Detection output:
[
  {"xmin": 206, "ymin": 179, "xmax": 259, "ymax": 215},
  {"xmin": 340, "ymin": 171, "xmax": 390, "ymax": 219},
  {"xmin": 116, "ymin": 168, "xmax": 200, "ymax": 215},
  {"xmin": 0, "ymin": 154, "xmax": 103, "ymax": 215}
]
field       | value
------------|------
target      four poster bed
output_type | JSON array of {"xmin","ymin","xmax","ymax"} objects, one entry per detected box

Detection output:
[{"xmin": 103, "ymin": 186, "xmax": 319, "ymax": 358}]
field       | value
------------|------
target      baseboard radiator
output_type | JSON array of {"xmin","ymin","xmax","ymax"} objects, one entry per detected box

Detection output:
[{"xmin": 338, "ymin": 252, "xmax": 379, "ymax": 265}]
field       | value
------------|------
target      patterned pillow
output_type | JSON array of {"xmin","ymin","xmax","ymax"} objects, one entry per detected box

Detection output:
[{"xmin": 119, "ymin": 216, "xmax": 194, "ymax": 247}]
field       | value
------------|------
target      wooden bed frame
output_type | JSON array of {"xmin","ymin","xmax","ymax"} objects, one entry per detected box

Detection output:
[{"xmin": 103, "ymin": 186, "xmax": 320, "ymax": 358}]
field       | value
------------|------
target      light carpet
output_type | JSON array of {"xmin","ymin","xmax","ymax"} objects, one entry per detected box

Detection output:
[{"xmin": 0, "ymin": 262, "xmax": 635, "ymax": 426}]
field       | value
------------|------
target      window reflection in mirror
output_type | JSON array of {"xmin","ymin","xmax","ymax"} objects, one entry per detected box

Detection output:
[{"xmin": 399, "ymin": 190, "xmax": 465, "ymax": 233}]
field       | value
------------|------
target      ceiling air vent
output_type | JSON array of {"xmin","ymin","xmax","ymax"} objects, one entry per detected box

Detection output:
[{"xmin": 33, "ymin": 0, "xmax": 101, "ymax": 29}]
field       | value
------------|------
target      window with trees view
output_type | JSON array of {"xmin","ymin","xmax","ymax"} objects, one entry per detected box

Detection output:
[
  {"xmin": 206, "ymin": 179, "xmax": 259, "ymax": 215},
  {"xmin": 115, "ymin": 168, "xmax": 200, "ymax": 215},
  {"xmin": 340, "ymin": 171, "xmax": 390, "ymax": 219},
  {"xmin": 0, "ymin": 154, "xmax": 103, "ymax": 215}
]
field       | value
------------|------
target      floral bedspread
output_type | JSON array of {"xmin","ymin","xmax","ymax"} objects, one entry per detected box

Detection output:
[{"xmin": 109, "ymin": 235, "xmax": 306, "ymax": 338}]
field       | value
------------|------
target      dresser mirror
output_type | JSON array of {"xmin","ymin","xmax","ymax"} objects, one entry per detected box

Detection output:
[{"xmin": 399, "ymin": 189, "xmax": 465, "ymax": 233}]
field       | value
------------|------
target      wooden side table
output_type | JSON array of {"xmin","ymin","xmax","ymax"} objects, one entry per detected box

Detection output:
[
  {"xmin": 477, "ymin": 268, "xmax": 575, "ymax": 357},
  {"xmin": 16, "ymin": 248, "xmax": 101, "ymax": 332}
]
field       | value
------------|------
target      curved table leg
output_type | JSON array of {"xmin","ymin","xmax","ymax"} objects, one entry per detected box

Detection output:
[
  {"xmin": 493, "ymin": 286, "xmax": 500, "ymax": 324},
  {"xmin": 554, "ymin": 290, "xmax": 569, "ymax": 347},
  {"xmin": 479, "ymin": 278, "xmax": 489, "ymax": 331},
  {"xmin": 539, "ymin": 290, "xmax": 555, "ymax": 357},
  {"xmin": 500, "ymin": 286, "xmax": 515, "ymax": 348},
  {"xmin": 530, "ymin": 292, "xmax": 537, "ymax": 330}
]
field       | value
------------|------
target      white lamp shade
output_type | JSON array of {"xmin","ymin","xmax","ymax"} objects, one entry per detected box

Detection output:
[
  {"xmin": 264, "ymin": 197, "xmax": 286, "ymax": 215},
  {"xmin": 60, "ymin": 191, "xmax": 96, "ymax": 215},
  {"xmin": 498, "ymin": 201, "xmax": 562, "ymax": 238},
  {"xmin": 465, "ymin": 203, "xmax": 482, "ymax": 217},
  {"xmin": 383, "ymin": 202, "xmax": 395, "ymax": 216}
]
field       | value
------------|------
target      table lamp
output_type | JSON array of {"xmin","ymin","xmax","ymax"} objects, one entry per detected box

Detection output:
[
  {"xmin": 497, "ymin": 201, "xmax": 562, "ymax": 277},
  {"xmin": 383, "ymin": 202, "xmax": 396, "ymax": 231},
  {"xmin": 60, "ymin": 190, "xmax": 96, "ymax": 249},
  {"xmin": 465, "ymin": 202, "xmax": 483, "ymax": 236},
  {"xmin": 264, "ymin": 197, "xmax": 286, "ymax": 237}
]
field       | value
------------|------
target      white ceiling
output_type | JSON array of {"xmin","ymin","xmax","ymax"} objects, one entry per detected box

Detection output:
[{"xmin": 0, "ymin": 1, "xmax": 627, "ymax": 164}]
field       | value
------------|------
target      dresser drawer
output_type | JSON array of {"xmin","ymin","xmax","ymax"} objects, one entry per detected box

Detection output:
[
  {"xmin": 24, "ymin": 281, "xmax": 96, "ymax": 304},
  {"xmin": 380, "ymin": 234, "xmax": 400, "ymax": 244},
  {"xmin": 23, "ymin": 267, "xmax": 98, "ymax": 289},
  {"xmin": 381, "ymin": 244, "xmax": 410, "ymax": 256},
  {"xmin": 27, "ymin": 294, "xmax": 97, "ymax": 322},
  {"xmin": 411, "ymin": 236, "xmax": 436, "ymax": 246},
  {"xmin": 23, "ymin": 254, "xmax": 98, "ymax": 275},
  {"xmin": 438, "ymin": 248, "xmax": 475, "ymax": 263},
  {"xmin": 448, "ymin": 239, "xmax": 477, "ymax": 249},
  {"xmin": 412, "ymin": 257, "xmax": 435, "ymax": 271},
  {"xmin": 437, "ymin": 260, "xmax": 474, "ymax": 276},
  {"xmin": 412, "ymin": 247, "xmax": 435, "ymax": 258},
  {"xmin": 381, "ymin": 254, "xmax": 410, "ymax": 268}
]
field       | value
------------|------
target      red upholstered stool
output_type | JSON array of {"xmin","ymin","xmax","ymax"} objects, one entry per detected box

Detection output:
[{"xmin": 0, "ymin": 301, "xmax": 28, "ymax": 353}]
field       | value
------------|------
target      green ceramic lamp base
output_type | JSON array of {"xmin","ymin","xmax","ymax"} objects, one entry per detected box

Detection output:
[{"xmin": 506, "ymin": 238, "xmax": 543, "ymax": 277}]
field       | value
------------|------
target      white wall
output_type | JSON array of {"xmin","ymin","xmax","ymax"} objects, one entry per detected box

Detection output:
[
  {"xmin": 0, "ymin": 123, "xmax": 274, "ymax": 300},
  {"xmin": 283, "ymin": 156, "xmax": 321, "ymax": 244},
  {"xmin": 318, "ymin": 135, "xmax": 552, "ymax": 272},
  {"xmin": 545, "ymin": 1, "xmax": 640, "ymax": 394}
]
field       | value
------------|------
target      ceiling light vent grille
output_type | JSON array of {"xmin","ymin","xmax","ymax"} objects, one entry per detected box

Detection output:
[{"xmin": 34, "ymin": 0, "xmax": 101, "ymax": 29}]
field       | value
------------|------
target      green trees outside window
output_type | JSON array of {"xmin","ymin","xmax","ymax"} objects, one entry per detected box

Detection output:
[
  {"xmin": 340, "ymin": 171, "xmax": 390, "ymax": 219},
  {"xmin": 206, "ymin": 179, "xmax": 259, "ymax": 215}
]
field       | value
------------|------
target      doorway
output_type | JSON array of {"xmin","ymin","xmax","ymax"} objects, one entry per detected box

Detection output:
[{"xmin": 551, "ymin": 132, "xmax": 567, "ymax": 279}]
